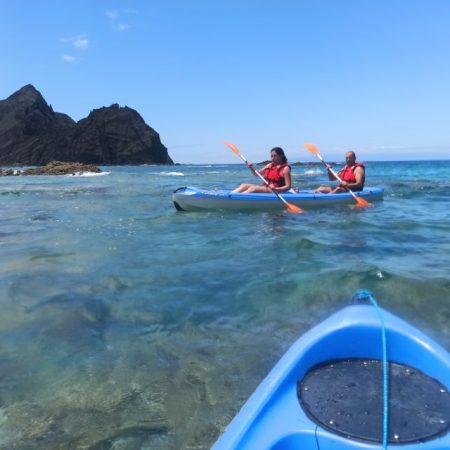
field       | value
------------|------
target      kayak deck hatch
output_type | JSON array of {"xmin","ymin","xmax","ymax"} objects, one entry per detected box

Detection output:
[{"xmin": 299, "ymin": 358, "xmax": 450, "ymax": 444}]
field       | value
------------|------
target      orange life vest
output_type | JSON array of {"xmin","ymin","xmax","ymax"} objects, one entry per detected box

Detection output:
[
  {"xmin": 262, "ymin": 163, "xmax": 290, "ymax": 187},
  {"xmin": 338, "ymin": 163, "xmax": 365, "ymax": 186}
]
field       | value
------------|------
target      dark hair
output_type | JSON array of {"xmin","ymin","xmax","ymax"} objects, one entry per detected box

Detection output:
[{"xmin": 271, "ymin": 147, "xmax": 287, "ymax": 164}]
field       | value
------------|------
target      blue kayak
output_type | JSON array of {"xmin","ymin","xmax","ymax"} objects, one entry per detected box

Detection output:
[
  {"xmin": 173, "ymin": 186, "xmax": 384, "ymax": 211},
  {"xmin": 213, "ymin": 291, "xmax": 450, "ymax": 450}
]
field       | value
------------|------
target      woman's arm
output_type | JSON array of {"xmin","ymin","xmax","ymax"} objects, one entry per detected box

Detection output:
[{"xmin": 247, "ymin": 163, "xmax": 269, "ymax": 177}]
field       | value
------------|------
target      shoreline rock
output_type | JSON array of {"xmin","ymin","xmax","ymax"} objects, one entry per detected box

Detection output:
[{"xmin": 0, "ymin": 161, "xmax": 102, "ymax": 176}]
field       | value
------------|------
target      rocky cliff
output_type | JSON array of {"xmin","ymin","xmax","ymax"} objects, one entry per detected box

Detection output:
[{"xmin": 0, "ymin": 85, "xmax": 173, "ymax": 165}]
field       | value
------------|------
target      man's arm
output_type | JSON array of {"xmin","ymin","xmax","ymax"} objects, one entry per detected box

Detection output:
[{"xmin": 327, "ymin": 164, "xmax": 338, "ymax": 181}]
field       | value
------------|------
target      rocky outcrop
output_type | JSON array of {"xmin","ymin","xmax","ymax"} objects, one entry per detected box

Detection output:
[
  {"xmin": 0, "ymin": 161, "xmax": 102, "ymax": 176},
  {"xmin": 0, "ymin": 85, "xmax": 75, "ymax": 165},
  {"xmin": 70, "ymin": 104, "xmax": 172, "ymax": 165},
  {"xmin": 0, "ymin": 85, "xmax": 173, "ymax": 166}
]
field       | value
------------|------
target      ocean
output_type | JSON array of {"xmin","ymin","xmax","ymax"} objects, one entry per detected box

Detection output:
[{"xmin": 1, "ymin": 160, "xmax": 449, "ymax": 449}]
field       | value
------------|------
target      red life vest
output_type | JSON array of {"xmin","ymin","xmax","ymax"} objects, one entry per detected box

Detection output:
[
  {"xmin": 338, "ymin": 163, "xmax": 365, "ymax": 185},
  {"xmin": 262, "ymin": 163, "xmax": 290, "ymax": 187}
]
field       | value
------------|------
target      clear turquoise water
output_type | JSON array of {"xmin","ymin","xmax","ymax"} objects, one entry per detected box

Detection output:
[{"xmin": 1, "ymin": 161, "xmax": 449, "ymax": 449}]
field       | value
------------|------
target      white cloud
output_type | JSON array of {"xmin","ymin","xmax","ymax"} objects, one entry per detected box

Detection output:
[
  {"xmin": 73, "ymin": 35, "xmax": 89, "ymax": 49},
  {"xmin": 107, "ymin": 9, "xmax": 135, "ymax": 32},
  {"xmin": 62, "ymin": 54, "xmax": 76, "ymax": 63},
  {"xmin": 115, "ymin": 23, "xmax": 131, "ymax": 32},
  {"xmin": 61, "ymin": 34, "xmax": 89, "ymax": 49},
  {"xmin": 106, "ymin": 9, "xmax": 119, "ymax": 19}
]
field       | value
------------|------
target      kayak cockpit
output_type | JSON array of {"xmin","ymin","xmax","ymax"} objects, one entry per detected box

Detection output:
[{"xmin": 213, "ymin": 293, "xmax": 450, "ymax": 450}]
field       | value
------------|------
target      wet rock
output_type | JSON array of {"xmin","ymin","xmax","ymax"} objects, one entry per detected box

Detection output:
[
  {"xmin": 5, "ymin": 161, "xmax": 102, "ymax": 176},
  {"xmin": 0, "ymin": 168, "xmax": 17, "ymax": 176}
]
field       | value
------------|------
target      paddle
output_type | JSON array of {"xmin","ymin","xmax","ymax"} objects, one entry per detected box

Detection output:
[
  {"xmin": 304, "ymin": 143, "xmax": 371, "ymax": 208},
  {"xmin": 224, "ymin": 141, "xmax": 304, "ymax": 214}
]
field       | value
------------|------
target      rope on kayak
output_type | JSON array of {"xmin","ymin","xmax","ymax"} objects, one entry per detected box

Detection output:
[
  {"xmin": 314, "ymin": 424, "xmax": 321, "ymax": 450},
  {"xmin": 352, "ymin": 289, "xmax": 389, "ymax": 450}
]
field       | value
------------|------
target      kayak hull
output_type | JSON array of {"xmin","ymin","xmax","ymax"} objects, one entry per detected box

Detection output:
[
  {"xmin": 212, "ymin": 298, "xmax": 450, "ymax": 450},
  {"xmin": 172, "ymin": 186, "xmax": 384, "ymax": 211}
]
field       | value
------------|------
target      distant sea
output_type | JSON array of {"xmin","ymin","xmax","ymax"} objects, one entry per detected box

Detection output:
[{"xmin": 1, "ymin": 160, "xmax": 449, "ymax": 449}]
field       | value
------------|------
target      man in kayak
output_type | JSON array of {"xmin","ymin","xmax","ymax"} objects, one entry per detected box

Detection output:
[
  {"xmin": 315, "ymin": 151, "xmax": 365, "ymax": 193},
  {"xmin": 232, "ymin": 147, "xmax": 293, "ymax": 193}
]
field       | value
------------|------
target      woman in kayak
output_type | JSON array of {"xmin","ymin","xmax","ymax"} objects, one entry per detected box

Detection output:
[
  {"xmin": 232, "ymin": 147, "xmax": 293, "ymax": 194},
  {"xmin": 315, "ymin": 151, "xmax": 365, "ymax": 193}
]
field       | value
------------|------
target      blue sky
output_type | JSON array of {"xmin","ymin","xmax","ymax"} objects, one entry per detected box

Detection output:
[{"xmin": 1, "ymin": 1, "xmax": 450, "ymax": 163}]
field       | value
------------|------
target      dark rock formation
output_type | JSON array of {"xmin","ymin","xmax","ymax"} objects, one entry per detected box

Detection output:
[
  {"xmin": 0, "ymin": 85, "xmax": 75, "ymax": 165},
  {"xmin": 70, "ymin": 104, "xmax": 172, "ymax": 165},
  {"xmin": 0, "ymin": 161, "xmax": 102, "ymax": 176},
  {"xmin": 0, "ymin": 85, "xmax": 173, "ymax": 166}
]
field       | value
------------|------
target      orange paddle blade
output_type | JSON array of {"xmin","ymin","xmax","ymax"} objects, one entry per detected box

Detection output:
[
  {"xmin": 304, "ymin": 143, "xmax": 319, "ymax": 156},
  {"xmin": 224, "ymin": 141, "xmax": 241, "ymax": 156},
  {"xmin": 354, "ymin": 196, "xmax": 372, "ymax": 208},
  {"xmin": 286, "ymin": 202, "xmax": 304, "ymax": 214}
]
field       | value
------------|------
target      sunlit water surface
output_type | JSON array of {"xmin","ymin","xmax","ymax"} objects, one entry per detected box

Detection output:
[{"xmin": 1, "ymin": 161, "xmax": 449, "ymax": 449}]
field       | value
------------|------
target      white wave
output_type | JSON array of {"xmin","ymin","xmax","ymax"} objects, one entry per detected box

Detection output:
[
  {"xmin": 67, "ymin": 171, "xmax": 111, "ymax": 177},
  {"xmin": 157, "ymin": 171, "xmax": 185, "ymax": 176},
  {"xmin": 303, "ymin": 169, "xmax": 323, "ymax": 175}
]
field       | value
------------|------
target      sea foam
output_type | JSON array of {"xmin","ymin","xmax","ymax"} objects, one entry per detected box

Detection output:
[
  {"xmin": 67, "ymin": 171, "xmax": 111, "ymax": 177},
  {"xmin": 157, "ymin": 171, "xmax": 185, "ymax": 176},
  {"xmin": 303, "ymin": 169, "xmax": 323, "ymax": 175}
]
